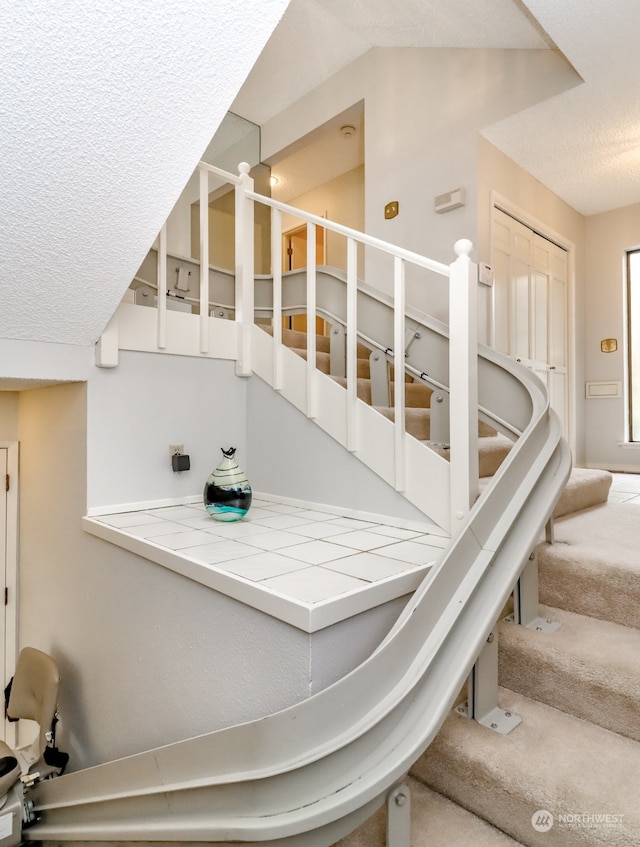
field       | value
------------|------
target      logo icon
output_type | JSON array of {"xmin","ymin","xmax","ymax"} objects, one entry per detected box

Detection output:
[{"xmin": 532, "ymin": 810, "xmax": 554, "ymax": 832}]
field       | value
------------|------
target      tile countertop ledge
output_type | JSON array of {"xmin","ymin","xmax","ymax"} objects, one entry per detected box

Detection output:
[{"xmin": 83, "ymin": 494, "xmax": 448, "ymax": 633}]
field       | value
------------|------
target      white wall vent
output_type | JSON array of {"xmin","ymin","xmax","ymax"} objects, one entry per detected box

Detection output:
[{"xmin": 434, "ymin": 188, "xmax": 465, "ymax": 213}]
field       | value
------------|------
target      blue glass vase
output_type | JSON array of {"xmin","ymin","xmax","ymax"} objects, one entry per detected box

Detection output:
[{"xmin": 203, "ymin": 447, "xmax": 252, "ymax": 522}]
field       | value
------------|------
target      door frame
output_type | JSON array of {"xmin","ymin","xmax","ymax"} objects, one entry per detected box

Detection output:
[
  {"xmin": 490, "ymin": 191, "xmax": 577, "ymax": 457},
  {"xmin": 0, "ymin": 442, "xmax": 19, "ymax": 746}
]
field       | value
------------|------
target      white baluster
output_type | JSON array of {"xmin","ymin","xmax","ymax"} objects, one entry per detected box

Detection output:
[
  {"xmin": 306, "ymin": 222, "xmax": 317, "ymax": 419},
  {"xmin": 271, "ymin": 206, "xmax": 283, "ymax": 390},
  {"xmin": 346, "ymin": 237, "xmax": 358, "ymax": 452},
  {"xmin": 235, "ymin": 162, "xmax": 255, "ymax": 377},
  {"xmin": 157, "ymin": 223, "xmax": 167, "ymax": 350},
  {"xmin": 393, "ymin": 256, "xmax": 406, "ymax": 492},
  {"xmin": 198, "ymin": 167, "xmax": 209, "ymax": 353},
  {"xmin": 449, "ymin": 238, "xmax": 479, "ymax": 531}
]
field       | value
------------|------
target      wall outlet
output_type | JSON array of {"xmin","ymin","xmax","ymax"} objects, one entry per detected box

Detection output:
[{"xmin": 169, "ymin": 444, "xmax": 184, "ymax": 465}]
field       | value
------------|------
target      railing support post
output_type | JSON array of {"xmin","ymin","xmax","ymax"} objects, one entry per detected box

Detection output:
[
  {"xmin": 369, "ymin": 351, "xmax": 390, "ymax": 407},
  {"xmin": 449, "ymin": 239, "xmax": 479, "ymax": 533},
  {"xmin": 513, "ymin": 552, "xmax": 559, "ymax": 633},
  {"xmin": 429, "ymin": 391, "xmax": 450, "ymax": 444},
  {"xmin": 386, "ymin": 783, "xmax": 411, "ymax": 847},
  {"xmin": 329, "ymin": 323, "xmax": 346, "ymax": 377},
  {"xmin": 235, "ymin": 162, "xmax": 255, "ymax": 377},
  {"xmin": 456, "ymin": 631, "xmax": 521, "ymax": 735}
]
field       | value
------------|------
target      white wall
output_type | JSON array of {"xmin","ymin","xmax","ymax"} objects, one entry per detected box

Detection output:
[
  {"xmin": 17, "ymin": 381, "xmax": 313, "ymax": 768},
  {"xmin": 0, "ymin": 393, "xmax": 19, "ymax": 441},
  {"xmin": 584, "ymin": 205, "xmax": 640, "ymax": 470},
  {"xmin": 281, "ymin": 166, "xmax": 365, "ymax": 274},
  {"xmin": 261, "ymin": 46, "xmax": 580, "ymax": 319},
  {"xmin": 11, "ymin": 348, "xmax": 430, "ymax": 772},
  {"xmin": 87, "ymin": 352, "xmax": 248, "ymax": 509},
  {"xmin": 246, "ymin": 376, "xmax": 435, "ymax": 524}
]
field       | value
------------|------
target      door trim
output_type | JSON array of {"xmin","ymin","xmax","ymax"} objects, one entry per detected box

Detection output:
[
  {"xmin": 0, "ymin": 441, "xmax": 18, "ymax": 746},
  {"xmin": 490, "ymin": 191, "xmax": 577, "ymax": 457}
]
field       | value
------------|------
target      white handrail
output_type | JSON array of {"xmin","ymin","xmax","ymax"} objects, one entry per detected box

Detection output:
[{"xmin": 245, "ymin": 189, "xmax": 450, "ymax": 277}]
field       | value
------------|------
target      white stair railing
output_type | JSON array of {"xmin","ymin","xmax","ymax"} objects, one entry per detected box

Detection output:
[
  {"xmin": 240, "ymin": 171, "xmax": 479, "ymax": 529},
  {"xmin": 106, "ymin": 162, "xmax": 481, "ymax": 531}
]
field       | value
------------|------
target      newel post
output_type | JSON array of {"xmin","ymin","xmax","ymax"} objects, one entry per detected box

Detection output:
[
  {"xmin": 449, "ymin": 239, "xmax": 479, "ymax": 531},
  {"xmin": 235, "ymin": 162, "xmax": 255, "ymax": 377}
]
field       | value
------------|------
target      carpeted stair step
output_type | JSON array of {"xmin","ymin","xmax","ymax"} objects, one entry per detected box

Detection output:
[
  {"xmin": 426, "ymin": 433, "xmax": 513, "ymax": 478},
  {"xmin": 332, "ymin": 378, "xmax": 433, "ymax": 407},
  {"xmin": 377, "ymin": 406, "xmax": 496, "ymax": 441},
  {"xmin": 290, "ymin": 345, "xmax": 373, "ymax": 378},
  {"xmin": 411, "ymin": 687, "xmax": 640, "ymax": 846},
  {"xmin": 334, "ymin": 776, "xmax": 525, "ymax": 846},
  {"xmin": 478, "ymin": 467, "xmax": 612, "ymax": 518},
  {"xmin": 536, "ymin": 501, "xmax": 640, "ymax": 629},
  {"xmin": 498, "ymin": 605, "xmax": 640, "ymax": 742},
  {"xmin": 552, "ymin": 467, "xmax": 612, "ymax": 517}
]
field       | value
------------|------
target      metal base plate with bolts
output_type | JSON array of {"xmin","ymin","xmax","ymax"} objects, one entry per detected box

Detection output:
[
  {"xmin": 503, "ymin": 612, "xmax": 560, "ymax": 634},
  {"xmin": 454, "ymin": 700, "xmax": 522, "ymax": 735},
  {"xmin": 386, "ymin": 783, "xmax": 411, "ymax": 847},
  {"xmin": 455, "ymin": 700, "xmax": 522, "ymax": 735}
]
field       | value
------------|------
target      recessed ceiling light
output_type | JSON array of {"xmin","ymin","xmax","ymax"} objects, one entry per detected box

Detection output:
[
  {"xmin": 340, "ymin": 125, "xmax": 356, "ymax": 138},
  {"xmin": 269, "ymin": 175, "xmax": 279, "ymax": 186}
]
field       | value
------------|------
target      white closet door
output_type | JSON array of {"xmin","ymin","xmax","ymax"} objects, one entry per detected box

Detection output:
[{"xmin": 491, "ymin": 207, "xmax": 569, "ymax": 440}]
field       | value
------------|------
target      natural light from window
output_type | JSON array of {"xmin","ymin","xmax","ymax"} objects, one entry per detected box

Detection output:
[{"xmin": 627, "ymin": 249, "xmax": 640, "ymax": 441}]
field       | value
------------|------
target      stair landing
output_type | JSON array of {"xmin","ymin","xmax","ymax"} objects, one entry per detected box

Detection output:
[{"xmin": 84, "ymin": 495, "xmax": 445, "ymax": 633}]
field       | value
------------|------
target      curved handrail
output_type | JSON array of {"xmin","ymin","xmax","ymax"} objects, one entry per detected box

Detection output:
[{"xmin": 28, "ymin": 311, "xmax": 570, "ymax": 845}]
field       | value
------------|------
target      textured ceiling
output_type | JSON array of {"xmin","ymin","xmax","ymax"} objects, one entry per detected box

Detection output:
[
  {"xmin": 234, "ymin": 0, "xmax": 640, "ymax": 217},
  {"xmin": 2, "ymin": 0, "xmax": 639, "ymax": 356},
  {"xmin": 0, "ymin": 0, "xmax": 289, "ymax": 349}
]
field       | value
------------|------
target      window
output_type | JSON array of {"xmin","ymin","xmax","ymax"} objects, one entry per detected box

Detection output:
[{"xmin": 626, "ymin": 249, "xmax": 640, "ymax": 440}]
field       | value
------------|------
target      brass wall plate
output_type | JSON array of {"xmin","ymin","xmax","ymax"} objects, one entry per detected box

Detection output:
[
  {"xmin": 384, "ymin": 201, "xmax": 399, "ymax": 220},
  {"xmin": 601, "ymin": 338, "xmax": 617, "ymax": 353}
]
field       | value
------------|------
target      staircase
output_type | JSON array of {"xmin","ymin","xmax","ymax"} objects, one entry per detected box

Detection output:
[
  {"xmin": 274, "ymin": 324, "xmax": 513, "ymax": 480},
  {"xmin": 40, "ymin": 163, "xmax": 579, "ymax": 845},
  {"xmin": 277, "ymin": 326, "xmax": 640, "ymax": 846}
]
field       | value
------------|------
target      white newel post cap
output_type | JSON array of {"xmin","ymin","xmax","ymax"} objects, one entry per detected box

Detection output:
[{"xmin": 454, "ymin": 238, "xmax": 473, "ymax": 259}]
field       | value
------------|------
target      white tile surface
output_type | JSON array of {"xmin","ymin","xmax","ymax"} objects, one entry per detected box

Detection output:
[
  {"xmin": 218, "ymin": 552, "xmax": 310, "ymax": 581},
  {"xmin": 243, "ymin": 530, "xmax": 312, "ymax": 551},
  {"xmin": 327, "ymin": 529, "xmax": 399, "ymax": 552},
  {"xmin": 250, "ymin": 514, "xmax": 313, "ymax": 530},
  {"xmin": 146, "ymin": 506, "xmax": 205, "ymax": 520},
  {"xmin": 367, "ymin": 524, "xmax": 423, "ymax": 541},
  {"xmin": 151, "ymin": 529, "xmax": 219, "ymax": 550},
  {"xmin": 324, "ymin": 552, "xmax": 424, "ymax": 581},
  {"xmin": 278, "ymin": 539, "xmax": 358, "ymax": 565},
  {"xmin": 288, "ymin": 522, "xmax": 353, "ymax": 540},
  {"xmin": 125, "ymin": 521, "xmax": 194, "ymax": 538},
  {"xmin": 98, "ymin": 512, "xmax": 165, "ymax": 528},
  {"xmin": 376, "ymin": 540, "xmax": 443, "ymax": 565},
  {"xmin": 87, "ymin": 496, "xmax": 446, "ymax": 629},
  {"xmin": 261, "ymin": 567, "xmax": 367, "ymax": 603}
]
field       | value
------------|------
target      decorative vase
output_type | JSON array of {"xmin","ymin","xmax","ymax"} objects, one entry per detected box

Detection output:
[{"xmin": 203, "ymin": 447, "xmax": 252, "ymax": 522}]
